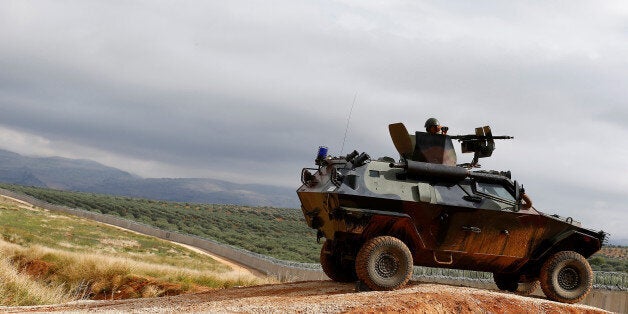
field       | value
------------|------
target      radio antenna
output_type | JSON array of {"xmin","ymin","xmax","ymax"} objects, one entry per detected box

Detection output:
[{"xmin": 340, "ymin": 92, "xmax": 357, "ymax": 155}]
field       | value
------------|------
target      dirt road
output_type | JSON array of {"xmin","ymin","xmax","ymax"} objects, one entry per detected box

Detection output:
[{"xmin": 6, "ymin": 281, "xmax": 607, "ymax": 313}]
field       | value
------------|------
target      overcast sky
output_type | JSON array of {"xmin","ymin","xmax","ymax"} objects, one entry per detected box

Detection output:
[{"xmin": 0, "ymin": 1, "xmax": 626, "ymax": 241}]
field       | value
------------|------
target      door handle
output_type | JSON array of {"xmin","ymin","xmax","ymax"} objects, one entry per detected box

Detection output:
[{"xmin": 462, "ymin": 226, "xmax": 482, "ymax": 233}]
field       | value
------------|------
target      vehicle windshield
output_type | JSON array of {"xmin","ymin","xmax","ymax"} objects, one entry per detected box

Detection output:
[{"xmin": 475, "ymin": 182, "xmax": 515, "ymax": 202}]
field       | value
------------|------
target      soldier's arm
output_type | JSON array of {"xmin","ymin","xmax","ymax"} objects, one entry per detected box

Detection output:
[{"xmin": 521, "ymin": 193, "xmax": 533, "ymax": 208}]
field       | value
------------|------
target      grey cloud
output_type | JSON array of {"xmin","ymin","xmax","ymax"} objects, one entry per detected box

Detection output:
[{"xmin": 0, "ymin": 1, "xmax": 626, "ymax": 237}]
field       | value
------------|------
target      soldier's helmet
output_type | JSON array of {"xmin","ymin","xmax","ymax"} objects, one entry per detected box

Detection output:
[{"xmin": 424, "ymin": 118, "xmax": 440, "ymax": 128}]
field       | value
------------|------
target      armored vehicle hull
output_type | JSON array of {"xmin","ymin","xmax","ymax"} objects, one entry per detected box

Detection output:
[{"xmin": 297, "ymin": 124, "xmax": 605, "ymax": 304}]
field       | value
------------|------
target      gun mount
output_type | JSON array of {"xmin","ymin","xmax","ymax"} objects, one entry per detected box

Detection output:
[
  {"xmin": 389, "ymin": 123, "xmax": 512, "ymax": 168},
  {"xmin": 451, "ymin": 126, "xmax": 513, "ymax": 168}
]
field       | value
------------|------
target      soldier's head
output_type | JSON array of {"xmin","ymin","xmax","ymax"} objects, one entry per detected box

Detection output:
[{"xmin": 424, "ymin": 118, "xmax": 441, "ymax": 134}]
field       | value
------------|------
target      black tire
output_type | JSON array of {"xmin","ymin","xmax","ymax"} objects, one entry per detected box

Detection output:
[
  {"xmin": 355, "ymin": 236, "xmax": 413, "ymax": 290},
  {"xmin": 539, "ymin": 251, "xmax": 593, "ymax": 304},
  {"xmin": 493, "ymin": 273, "xmax": 518, "ymax": 292},
  {"xmin": 320, "ymin": 240, "xmax": 357, "ymax": 282},
  {"xmin": 494, "ymin": 273, "xmax": 539, "ymax": 296}
]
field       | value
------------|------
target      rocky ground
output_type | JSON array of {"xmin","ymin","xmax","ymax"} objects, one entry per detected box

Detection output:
[{"xmin": 5, "ymin": 280, "xmax": 608, "ymax": 313}]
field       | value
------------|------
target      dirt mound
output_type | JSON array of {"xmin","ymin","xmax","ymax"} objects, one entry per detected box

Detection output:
[{"xmin": 5, "ymin": 281, "xmax": 607, "ymax": 313}]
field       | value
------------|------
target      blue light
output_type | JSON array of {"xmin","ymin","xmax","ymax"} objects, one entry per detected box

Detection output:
[{"xmin": 317, "ymin": 146, "xmax": 328, "ymax": 160}]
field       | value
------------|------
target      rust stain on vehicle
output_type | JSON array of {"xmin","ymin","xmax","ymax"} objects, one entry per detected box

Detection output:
[{"xmin": 297, "ymin": 122, "xmax": 605, "ymax": 304}]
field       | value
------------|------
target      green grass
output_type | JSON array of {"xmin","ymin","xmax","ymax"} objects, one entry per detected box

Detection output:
[
  {"xmin": 0, "ymin": 183, "xmax": 321, "ymax": 263},
  {"xmin": 582, "ymin": 242, "xmax": 627, "ymax": 273},
  {"xmin": 0, "ymin": 200, "xmax": 227, "ymax": 271}
]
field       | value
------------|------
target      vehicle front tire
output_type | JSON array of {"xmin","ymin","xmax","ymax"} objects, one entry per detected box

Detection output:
[
  {"xmin": 320, "ymin": 240, "xmax": 357, "ymax": 282},
  {"xmin": 539, "ymin": 251, "xmax": 593, "ymax": 304},
  {"xmin": 355, "ymin": 236, "xmax": 413, "ymax": 290}
]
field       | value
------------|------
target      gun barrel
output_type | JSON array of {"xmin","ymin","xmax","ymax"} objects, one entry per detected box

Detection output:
[{"xmin": 450, "ymin": 135, "xmax": 513, "ymax": 140}]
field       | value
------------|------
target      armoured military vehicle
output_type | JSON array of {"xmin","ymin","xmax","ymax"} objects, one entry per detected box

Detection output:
[{"xmin": 297, "ymin": 122, "xmax": 606, "ymax": 304}]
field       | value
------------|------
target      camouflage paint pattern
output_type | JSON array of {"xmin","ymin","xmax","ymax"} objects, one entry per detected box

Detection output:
[{"xmin": 297, "ymin": 124, "xmax": 604, "ymax": 278}]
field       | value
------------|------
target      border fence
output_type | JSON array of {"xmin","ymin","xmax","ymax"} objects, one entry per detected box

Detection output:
[{"xmin": 1, "ymin": 188, "xmax": 626, "ymax": 312}]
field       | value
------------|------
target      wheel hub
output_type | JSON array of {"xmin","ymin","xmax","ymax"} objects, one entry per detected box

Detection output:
[
  {"xmin": 375, "ymin": 253, "xmax": 399, "ymax": 278},
  {"xmin": 558, "ymin": 266, "xmax": 580, "ymax": 290}
]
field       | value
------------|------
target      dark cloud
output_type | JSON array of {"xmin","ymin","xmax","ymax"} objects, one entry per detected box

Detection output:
[{"xmin": 0, "ymin": 1, "xmax": 626, "ymax": 237}]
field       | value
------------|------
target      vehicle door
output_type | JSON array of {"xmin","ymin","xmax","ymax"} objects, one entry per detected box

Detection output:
[
  {"xmin": 429, "ymin": 181, "xmax": 484, "ymax": 252},
  {"xmin": 467, "ymin": 181, "xmax": 539, "ymax": 257}
]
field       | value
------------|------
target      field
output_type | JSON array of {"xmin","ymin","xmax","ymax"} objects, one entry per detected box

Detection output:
[
  {"xmin": 0, "ymin": 183, "xmax": 625, "ymax": 272},
  {"xmin": 0, "ymin": 196, "xmax": 267, "ymax": 306},
  {"xmin": 0, "ymin": 183, "xmax": 321, "ymax": 263}
]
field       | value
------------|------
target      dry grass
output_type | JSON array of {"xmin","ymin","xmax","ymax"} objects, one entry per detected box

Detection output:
[
  {"xmin": 0, "ymin": 254, "xmax": 71, "ymax": 306},
  {"xmin": 0, "ymin": 197, "xmax": 273, "ymax": 306},
  {"xmin": 0, "ymin": 237, "xmax": 269, "ymax": 306}
]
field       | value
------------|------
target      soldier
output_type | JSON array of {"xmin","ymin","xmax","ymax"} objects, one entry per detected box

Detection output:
[{"xmin": 424, "ymin": 118, "xmax": 448, "ymax": 135}]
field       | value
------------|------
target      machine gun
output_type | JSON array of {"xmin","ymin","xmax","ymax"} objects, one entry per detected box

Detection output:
[
  {"xmin": 388, "ymin": 123, "xmax": 512, "ymax": 168},
  {"xmin": 450, "ymin": 126, "xmax": 513, "ymax": 168}
]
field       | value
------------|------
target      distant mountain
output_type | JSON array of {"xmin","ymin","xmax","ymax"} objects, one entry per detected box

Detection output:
[
  {"xmin": 0, "ymin": 149, "xmax": 299, "ymax": 208},
  {"xmin": 0, "ymin": 149, "xmax": 136, "ymax": 189}
]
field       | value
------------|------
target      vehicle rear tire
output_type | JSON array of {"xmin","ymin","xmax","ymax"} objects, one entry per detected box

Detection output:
[
  {"xmin": 320, "ymin": 240, "xmax": 357, "ymax": 282},
  {"xmin": 517, "ymin": 280, "xmax": 540, "ymax": 296},
  {"xmin": 539, "ymin": 251, "xmax": 593, "ymax": 304},
  {"xmin": 493, "ymin": 273, "xmax": 518, "ymax": 292},
  {"xmin": 355, "ymin": 236, "xmax": 413, "ymax": 290}
]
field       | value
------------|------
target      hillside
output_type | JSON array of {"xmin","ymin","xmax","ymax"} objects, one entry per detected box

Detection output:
[
  {"xmin": 0, "ymin": 149, "xmax": 298, "ymax": 208},
  {"xmin": 0, "ymin": 195, "xmax": 266, "ymax": 306},
  {"xmin": 2, "ymin": 183, "xmax": 627, "ymax": 274},
  {"xmin": 0, "ymin": 183, "xmax": 321, "ymax": 263}
]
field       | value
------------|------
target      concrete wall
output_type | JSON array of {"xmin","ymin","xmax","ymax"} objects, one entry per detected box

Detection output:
[
  {"xmin": 583, "ymin": 289, "xmax": 627, "ymax": 313},
  {"xmin": 1, "ymin": 188, "xmax": 625, "ymax": 312}
]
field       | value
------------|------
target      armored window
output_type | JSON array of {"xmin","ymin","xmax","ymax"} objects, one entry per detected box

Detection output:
[{"xmin": 475, "ymin": 182, "xmax": 515, "ymax": 203}]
